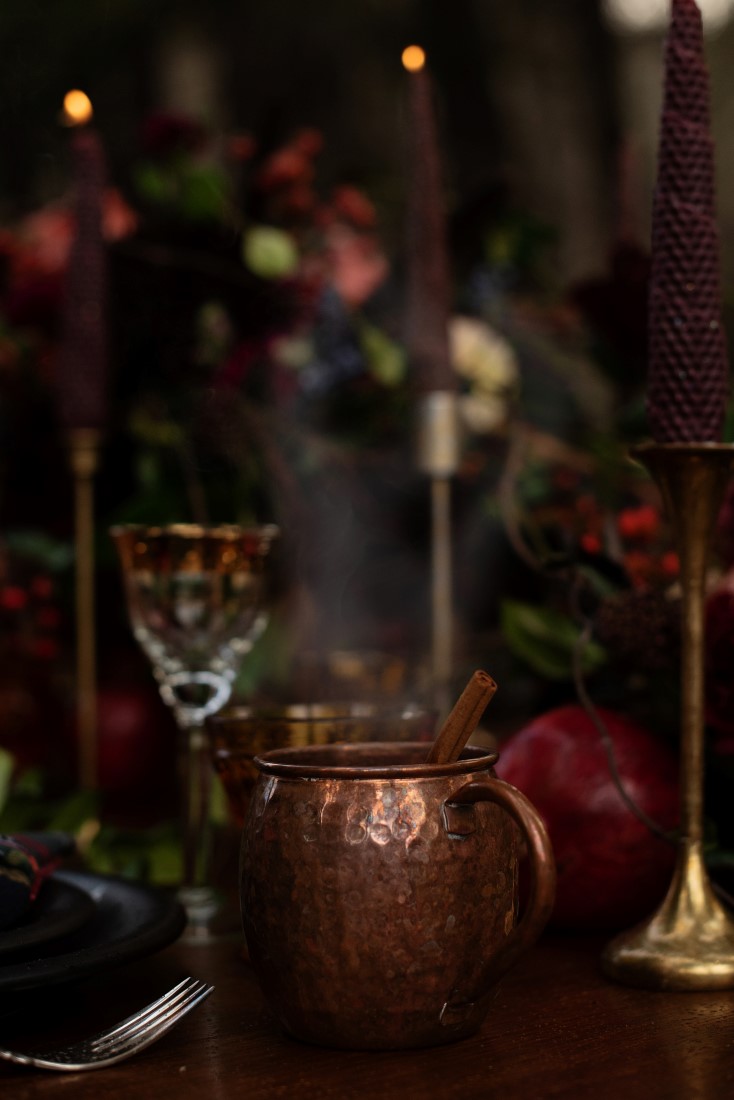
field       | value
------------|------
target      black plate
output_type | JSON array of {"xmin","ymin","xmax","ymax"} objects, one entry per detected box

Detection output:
[
  {"xmin": 0, "ymin": 871, "xmax": 186, "ymax": 993},
  {"xmin": 0, "ymin": 877, "xmax": 96, "ymax": 959}
]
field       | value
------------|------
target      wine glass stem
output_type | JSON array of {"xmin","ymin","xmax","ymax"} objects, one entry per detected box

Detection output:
[{"xmin": 179, "ymin": 720, "xmax": 213, "ymax": 897}]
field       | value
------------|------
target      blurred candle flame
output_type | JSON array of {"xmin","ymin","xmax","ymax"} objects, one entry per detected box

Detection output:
[
  {"xmin": 62, "ymin": 89, "xmax": 93, "ymax": 127},
  {"xmin": 402, "ymin": 45, "xmax": 426, "ymax": 72}
]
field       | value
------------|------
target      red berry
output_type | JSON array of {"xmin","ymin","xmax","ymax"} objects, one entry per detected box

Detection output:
[{"xmin": 1, "ymin": 586, "xmax": 28, "ymax": 611}]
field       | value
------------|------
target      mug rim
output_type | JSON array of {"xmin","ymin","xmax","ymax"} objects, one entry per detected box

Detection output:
[{"xmin": 252, "ymin": 741, "xmax": 498, "ymax": 780}]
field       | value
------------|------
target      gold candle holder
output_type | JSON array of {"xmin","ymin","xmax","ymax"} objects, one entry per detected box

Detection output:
[
  {"xmin": 416, "ymin": 391, "xmax": 461, "ymax": 718},
  {"xmin": 69, "ymin": 428, "xmax": 100, "ymax": 792},
  {"xmin": 602, "ymin": 442, "xmax": 734, "ymax": 990}
]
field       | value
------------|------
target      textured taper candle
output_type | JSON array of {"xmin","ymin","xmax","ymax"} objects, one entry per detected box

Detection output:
[
  {"xmin": 647, "ymin": 0, "xmax": 729, "ymax": 443},
  {"xmin": 58, "ymin": 110, "xmax": 108, "ymax": 790},
  {"xmin": 403, "ymin": 46, "xmax": 455, "ymax": 395},
  {"xmin": 57, "ymin": 126, "xmax": 109, "ymax": 430}
]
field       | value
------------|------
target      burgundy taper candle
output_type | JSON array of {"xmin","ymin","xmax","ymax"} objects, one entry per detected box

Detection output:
[
  {"xmin": 57, "ymin": 95, "xmax": 108, "ymax": 790},
  {"xmin": 57, "ymin": 122, "xmax": 109, "ymax": 431},
  {"xmin": 403, "ymin": 46, "xmax": 456, "ymax": 396},
  {"xmin": 647, "ymin": 0, "xmax": 729, "ymax": 443}
]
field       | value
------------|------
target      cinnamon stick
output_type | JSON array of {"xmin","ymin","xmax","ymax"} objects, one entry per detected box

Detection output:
[{"xmin": 425, "ymin": 669, "xmax": 498, "ymax": 764}]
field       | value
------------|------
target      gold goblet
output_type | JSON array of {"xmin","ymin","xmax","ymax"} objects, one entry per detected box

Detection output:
[{"xmin": 111, "ymin": 522, "xmax": 279, "ymax": 936}]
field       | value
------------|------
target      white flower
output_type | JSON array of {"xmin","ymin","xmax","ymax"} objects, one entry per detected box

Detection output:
[
  {"xmin": 449, "ymin": 316, "xmax": 518, "ymax": 434},
  {"xmin": 459, "ymin": 393, "xmax": 509, "ymax": 435},
  {"xmin": 449, "ymin": 316, "xmax": 518, "ymax": 394}
]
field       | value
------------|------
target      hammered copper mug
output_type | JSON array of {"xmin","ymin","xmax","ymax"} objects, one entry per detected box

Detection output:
[{"xmin": 240, "ymin": 741, "xmax": 556, "ymax": 1050}]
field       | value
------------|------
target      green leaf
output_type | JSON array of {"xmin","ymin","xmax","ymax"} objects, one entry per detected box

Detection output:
[
  {"xmin": 11, "ymin": 767, "xmax": 44, "ymax": 799},
  {"xmin": 233, "ymin": 611, "xmax": 296, "ymax": 697},
  {"xmin": 129, "ymin": 411, "xmax": 185, "ymax": 448},
  {"xmin": 242, "ymin": 226, "xmax": 299, "ymax": 279},
  {"xmin": 178, "ymin": 166, "xmax": 229, "ymax": 222},
  {"xmin": 209, "ymin": 771, "xmax": 229, "ymax": 828},
  {"xmin": 47, "ymin": 790, "xmax": 100, "ymax": 833},
  {"xmin": 358, "ymin": 321, "xmax": 406, "ymax": 387},
  {"xmin": 574, "ymin": 563, "xmax": 620, "ymax": 600},
  {"xmin": 132, "ymin": 162, "xmax": 178, "ymax": 206},
  {"xmin": 86, "ymin": 822, "xmax": 182, "ymax": 886},
  {"xmin": 5, "ymin": 531, "xmax": 74, "ymax": 572},
  {"xmin": 500, "ymin": 600, "xmax": 607, "ymax": 681}
]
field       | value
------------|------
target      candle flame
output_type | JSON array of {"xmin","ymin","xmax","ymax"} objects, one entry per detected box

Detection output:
[
  {"xmin": 62, "ymin": 89, "xmax": 93, "ymax": 127},
  {"xmin": 402, "ymin": 45, "xmax": 426, "ymax": 72}
]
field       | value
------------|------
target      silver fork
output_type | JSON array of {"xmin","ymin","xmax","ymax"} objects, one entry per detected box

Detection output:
[{"xmin": 0, "ymin": 976, "xmax": 213, "ymax": 1072}]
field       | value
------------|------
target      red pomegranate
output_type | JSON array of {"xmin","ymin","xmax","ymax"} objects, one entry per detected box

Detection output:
[
  {"xmin": 93, "ymin": 683, "xmax": 178, "ymax": 801},
  {"xmin": 496, "ymin": 705, "xmax": 680, "ymax": 931}
]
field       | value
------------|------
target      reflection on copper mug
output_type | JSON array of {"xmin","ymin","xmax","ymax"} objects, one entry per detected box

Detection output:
[{"xmin": 241, "ymin": 742, "xmax": 556, "ymax": 1050}]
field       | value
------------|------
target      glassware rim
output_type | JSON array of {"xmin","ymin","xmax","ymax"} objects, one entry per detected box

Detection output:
[
  {"xmin": 109, "ymin": 522, "xmax": 280, "ymax": 542},
  {"xmin": 207, "ymin": 702, "xmax": 434, "ymax": 726}
]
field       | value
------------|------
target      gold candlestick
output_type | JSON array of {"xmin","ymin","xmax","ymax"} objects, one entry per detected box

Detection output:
[
  {"xmin": 602, "ymin": 442, "xmax": 734, "ymax": 990},
  {"xmin": 69, "ymin": 428, "xmax": 100, "ymax": 791},
  {"xmin": 416, "ymin": 391, "xmax": 461, "ymax": 718}
]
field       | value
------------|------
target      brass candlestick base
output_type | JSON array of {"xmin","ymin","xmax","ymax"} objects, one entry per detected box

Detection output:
[{"xmin": 602, "ymin": 443, "xmax": 734, "ymax": 991}]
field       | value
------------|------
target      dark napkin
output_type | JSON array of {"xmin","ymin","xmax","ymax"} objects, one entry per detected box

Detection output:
[{"xmin": 0, "ymin": 832, "xmax": 76, "ymax": 931}]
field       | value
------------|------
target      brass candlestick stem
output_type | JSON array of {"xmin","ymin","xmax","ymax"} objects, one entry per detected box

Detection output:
[
  {"xmin": 69, "ymin": 428, "xmax": 100, "ymax": 791},
  {"xmin": 602, "ymin": 442, "xmax": 734, "ymax": 990},
  {"xmin": 417, "ymin": 391, "xmax": 461, "ymax": 718}
]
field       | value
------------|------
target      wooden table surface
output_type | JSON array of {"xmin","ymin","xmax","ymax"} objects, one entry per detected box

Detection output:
[{"xmin": 3, "ymin": 926, "xmax": 734, "ymax": 1100}]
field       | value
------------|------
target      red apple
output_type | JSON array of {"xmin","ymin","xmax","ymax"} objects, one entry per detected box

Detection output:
[{"xmin": 496, "ymin": 705, "xmax": 679, "ymax": 931}]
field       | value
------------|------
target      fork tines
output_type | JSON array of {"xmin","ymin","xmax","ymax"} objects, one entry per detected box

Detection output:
[
  {"xmin": 0, "ymin": 975, "xmax": 214, "ymax": 1071},
  {"xmin": 89, "ymin": 976, "xmax": 212, "ymax": 1056}
]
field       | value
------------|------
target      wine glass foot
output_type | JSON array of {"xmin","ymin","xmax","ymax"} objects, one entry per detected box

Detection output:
[
  {"xmin": 177, "ymin": 885, "xmax": 242, "ymax": 943},
  {"xmin": 177, "ymin": 885, "xmax": 221, "ymax": 941}
]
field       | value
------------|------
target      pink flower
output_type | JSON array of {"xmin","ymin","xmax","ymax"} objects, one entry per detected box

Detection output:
[
  {"xmin": 324, "ymin": 226, "xmax": 388, "ymax": 307},
  {"xmin": 102, "ymin": 189, "xmax": 138, "ymax": 240},
  {"xmin": 13, "ymin": 189, "xmax": 137, "ymax": 279},
  {"xmin": 16, "ymin": 207, "xmax": 74, "ymax": 276}
]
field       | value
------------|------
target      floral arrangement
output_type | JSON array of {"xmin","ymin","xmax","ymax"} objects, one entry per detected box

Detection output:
[
  {"xmin": 2, "ymin": 104, "xmax": 734, "ymax": 894},
  {"xmin": 0, "ymin": 110, "xmax": 522, "ymax": 875}
]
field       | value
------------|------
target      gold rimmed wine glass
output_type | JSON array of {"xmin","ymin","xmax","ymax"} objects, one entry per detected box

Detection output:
[{"xmin": 110, "ymin": 522, "xmax": 279, "ymax": 936}]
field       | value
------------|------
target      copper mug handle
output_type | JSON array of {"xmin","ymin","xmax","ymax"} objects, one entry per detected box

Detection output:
[{"xmin": 442, "ymin": 778, "xmax": 556, "ymax": 1012}]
